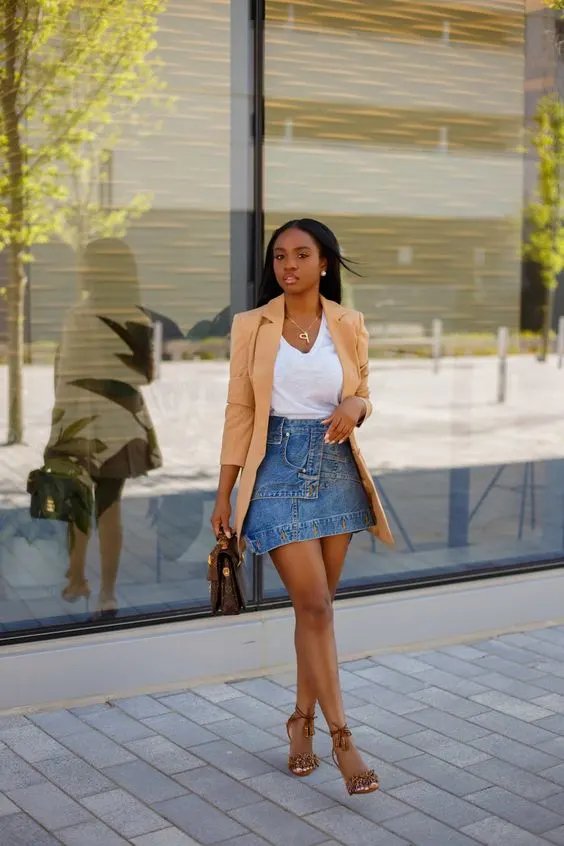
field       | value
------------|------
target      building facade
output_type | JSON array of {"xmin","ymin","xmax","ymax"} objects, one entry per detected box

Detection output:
[{"xmin": 1, "ymin": 0, "xmax": 564, "ymax": 649}]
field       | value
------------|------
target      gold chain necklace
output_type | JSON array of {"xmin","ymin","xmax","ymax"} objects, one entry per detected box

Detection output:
[{"xmin": 285, "ymin": 312, "xmax": 321, "ymax": 346}]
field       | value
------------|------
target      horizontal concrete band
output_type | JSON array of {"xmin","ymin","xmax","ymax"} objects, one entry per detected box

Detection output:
[{"xmin": 2, "ymin": 567, "xmax": 564, "ymax": 713}]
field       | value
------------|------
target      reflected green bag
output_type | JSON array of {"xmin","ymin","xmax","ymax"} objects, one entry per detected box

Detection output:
[{"xmin": 27, "ymin": 457, "xmax": 93, "ymax": 535}]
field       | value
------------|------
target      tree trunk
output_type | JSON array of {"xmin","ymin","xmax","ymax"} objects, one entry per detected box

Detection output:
[
  {"xmin": 539, "ymin": 285, "xmax": 556, "ymax": 362},
  {"xmin": 2, "ymin": 0, "xmax": 26, "ymax": 443},
  {"xmin": 6, "ymin": 246, "xmax": 25, "ymax": 444}
]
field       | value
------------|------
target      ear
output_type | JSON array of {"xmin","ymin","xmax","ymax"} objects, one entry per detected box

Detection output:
[{"xmin": 320, "ymin": 257, "xmax": 328, "ymax": 275}]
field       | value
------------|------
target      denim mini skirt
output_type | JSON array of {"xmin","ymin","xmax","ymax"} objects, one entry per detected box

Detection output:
[{"xmin": 242, "ymin": 416, "xmax": 376, "ymax": 555}]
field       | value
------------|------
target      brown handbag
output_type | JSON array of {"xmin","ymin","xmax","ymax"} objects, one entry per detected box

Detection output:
[{"xmin": 207, "ymin": 532, "xmax": 246, "ymax": 615}]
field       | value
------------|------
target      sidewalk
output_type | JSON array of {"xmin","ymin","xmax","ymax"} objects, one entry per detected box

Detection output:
[{"xmin": 2, "ymin": 627, "xmax": 564, "ymax": 845}]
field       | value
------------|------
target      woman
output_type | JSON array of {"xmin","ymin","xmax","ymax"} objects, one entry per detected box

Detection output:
[
  {"xmin": 212, "ymin": 219, "xmax": 394, "ymax": 796},
  {"xmin": 47, "ymin": 238, "xmax": 162, "ymax": 619}
]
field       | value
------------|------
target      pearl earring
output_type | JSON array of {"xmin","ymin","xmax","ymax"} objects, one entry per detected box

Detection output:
[{"xmin": 321, "ymin": 270, "xmax": 327, "ymax": 277}]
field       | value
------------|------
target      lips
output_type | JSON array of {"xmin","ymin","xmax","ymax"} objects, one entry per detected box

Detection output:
[{"xmin": 283, "ymin": 275, "xmax": 298, "ymax": 284}]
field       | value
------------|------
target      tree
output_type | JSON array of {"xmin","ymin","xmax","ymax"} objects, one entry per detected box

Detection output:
[
  {"xmin": 0, "ymin": 0, "xmax": 165, "ymax": 444},
  {"xmin": 525, "ymin": 95, "xmax": 564, "ymax": 361}
]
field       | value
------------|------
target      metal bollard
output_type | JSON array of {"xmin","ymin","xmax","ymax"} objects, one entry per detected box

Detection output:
[
  {"xmin": 432, "ymin": 318, "xmax": 442, "ymax": 373},
  {"xmin": 497, "ymin": 326, "xmax": 508, "ymax": 403},
  {"xmin": 558, "ymin": 316, "xmax": 564, "ymax": 369},
  {"xmin": 153, "ymin": 320, "xmax": 163, "ymax": 380}
]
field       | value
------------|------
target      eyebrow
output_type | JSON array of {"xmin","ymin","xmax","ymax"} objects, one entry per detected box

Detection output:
[{"xmin": 274, "ymin": 245, "xmax": 312, "ymax": 252}]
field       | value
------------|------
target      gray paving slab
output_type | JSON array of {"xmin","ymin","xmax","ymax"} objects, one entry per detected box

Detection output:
[
  {"xmin": 102, "ymin": 760, "xmax": 187, "ymax": 804},
  {"xmin": 33, "ymin": 753, "xmax": 114, "ymax": 799},
  {"xmin": 305, "ymin": 805, "xmax": 411, "ymax": 845},
  {"xmin": 6, "ymin": 781, "xmax": 92, "ymax": 830},
  {"xmin": 56, "ymin": 820, "xmax": 130, "ymax": 846},
  {"xmin": 470, "ymin": 732, "xmax": 560, "ymax": 773},
  {"xmin": 141, "ymin": 713, "xmax": 217, "ymax": 749},
  {"xmin": 154, "ymin": 794, "xmax": 248, "ymax": 843},
  {"xmin": 124, "ymin": 735, "xmax": 205, "ymax": 775},
  {"xmin": 541, "ymin": 791, "xmax": 564, "ymax": 814},
  {"xmin": 29, "ymin": 709, "xmax": 88, "ymax": 739},
  {"xmin": 398, "ymin": 753, "xmax": 491, "ymax": 797},
  {"xmin": 409, "ymin": 685, "xmax": 487, "ymax": 718},
  {"xmin": 81, "ymin": 788, "xmax": 169, "ymax": 838},
  {"xmin": 312, "ymin": 777, "xmax": 412, "ymax": 824},
  {"xmin": 0, "ymin": 746, "xmax": 45, "ymax": 791},
  {"xmin": 0, "ymin": 723, "xmax": 68, "ymax": 763},
  {"xmin": 468, "ymin": 710, "xmax": 558, "ymax": 745},
  {"xmin": 157, "ymin": 692, "xmax": 231, "ymax": 725},
  {"xmin": 243, "ymin": 769, "xmax": 335, "ymax": 816},
  {"xmin": 355, "ymin": 665, "xmax": 428, "ymax": 693},
  {"xmin": 0, "ymin": 792, "xmax": 19, "ymax": 816},
  {"xmin": 81, "ymin": 708, "xmax": 157, "ymax": 743},
  {"xmin": 59, "ymin": 726, "xmax": 138, "ymax": 768},
  {"xmin": 466, "ymin": 786, "xmax": 564, "ymax": 834},
  {"xmin": 384, "ymin": 810, "xmax": 482, "ymax": 846},
  {"xmin": 467, "ymin": 757, "xmax": 562, "ymax": 801},
  {"xmin": 389, "ymin": 779, "xmax": 489, "ymax": 829},
  {"xmin": 470, "ymin": 691, "xmax": 554, "ymax": 722},
  {"xmin": 174, "ymin": 765, "xmax": 262, "ymax": 812},
  {"xmin": 132, "ymin": 830, "xmax": 201, "ymax": 846},
  {"xmin": 546, "ymin": 827, "xmax": 564, "ymax": 846},
  {"xmin": 461, "ymin": 815, "xmax": 550, "ymax": 846},
  {"xmin": 403, "ymin": 706, "xmax": 491, "ymax": 742},
  {"xmin": 114, "ymin": 696, "xmax": 171, "ymax": 720},
  {"xmin": 400, "ymin": 728, "xmax": 491, "ymax": 767},
  {"xmin": 232, "ymin": 799, "xmax": 334, "ymax": 846},
  {"xmin": 0, "ymin": 811, "xmax": 63, "ymax": 845},
  {"xmin": 6, "ymin": 626, "xmax": 564, "ymax": 846}
]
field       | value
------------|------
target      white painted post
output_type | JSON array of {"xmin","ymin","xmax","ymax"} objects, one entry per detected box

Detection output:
[
  {"xmin": 497, "ymin": 326, "xmax": 508, "ymax": 403},
  {"xmin": 557, "ymin": 316, "xmax": 564, "ymax": 369},
  {"xmin": 153, "ymin": 320, "xmax": 163, "ymax": 380},
  {"xmin": 432, "ymin": 318, "xmax": 442, "ymax": 373}
]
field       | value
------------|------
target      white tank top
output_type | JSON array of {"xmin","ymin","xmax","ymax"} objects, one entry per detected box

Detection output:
[{"xmin": 270, "ymin": 313, "xmax": 343, "ymax": 419}]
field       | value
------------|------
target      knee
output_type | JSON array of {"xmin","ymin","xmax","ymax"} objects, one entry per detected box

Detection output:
[{"xmin": 295, "ymin": 591, "xmax": 333, "ymax": 628}]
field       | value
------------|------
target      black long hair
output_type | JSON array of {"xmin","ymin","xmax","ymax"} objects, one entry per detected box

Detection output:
[{"xmin": 257, "ymin": 218, "xmax": 360, "ymax": 307}]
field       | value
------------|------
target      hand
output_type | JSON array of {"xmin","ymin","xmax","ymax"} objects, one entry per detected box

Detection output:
[
  {"xmin": 322, "ymin": 397, "xmax": 365, "ymax": 445},
  {"xmin": 211, "ymin": 496, "xmax": 232, "ymax": 539}
]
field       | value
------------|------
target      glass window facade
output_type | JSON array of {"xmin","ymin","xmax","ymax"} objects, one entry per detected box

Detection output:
[{"xmin": 0, "ymin": 0, "xmax": 562, "ymax": 641}]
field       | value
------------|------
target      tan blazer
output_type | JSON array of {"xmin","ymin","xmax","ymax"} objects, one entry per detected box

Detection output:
[{"xmin": 220, "ymin": 293, "xmax": 394, "ymax": 549}]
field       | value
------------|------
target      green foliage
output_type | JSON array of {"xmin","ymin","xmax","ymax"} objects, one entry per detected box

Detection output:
[
  {"xmin": 0, "ymin": 0, "xmax": 166, "ymax": 256},
  {"xmin": 524, "ymin": 95, "xmax": 564, "ymax": 292}
]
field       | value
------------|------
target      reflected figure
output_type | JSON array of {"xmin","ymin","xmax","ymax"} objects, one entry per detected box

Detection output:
[{"xmin": 45, "ymin": 238, "xmax": 162, "ymax": 619}]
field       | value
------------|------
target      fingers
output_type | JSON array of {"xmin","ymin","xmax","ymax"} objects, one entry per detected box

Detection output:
[
  {"xmin": 211, "ymin": 511, "xmax": 232, "ymax": 539},
  {"xmin": 324, "ymin": 415, "xmax": 354, "ymax": 444}
]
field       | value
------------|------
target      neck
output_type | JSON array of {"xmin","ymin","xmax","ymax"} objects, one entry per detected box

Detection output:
[{"xmin": 283, "ymin": 289, "xmax": 322, "ymax": 319}]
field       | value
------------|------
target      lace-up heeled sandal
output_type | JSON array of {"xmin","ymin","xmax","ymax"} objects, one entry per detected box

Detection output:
[
  {"xmin": 286, "ymin": 706, "xmax": 320, "ymax": 777},
  {"xmin": 330, "ymin": 724, "xmax": 379, "ymax": 795}
]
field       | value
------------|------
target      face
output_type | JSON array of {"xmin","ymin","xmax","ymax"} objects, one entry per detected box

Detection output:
[{"xmin": 272, "ymin": 228, "xmax": 327, "ymax": 295}]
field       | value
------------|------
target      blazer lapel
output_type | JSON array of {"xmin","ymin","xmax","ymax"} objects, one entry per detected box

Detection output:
[{"xmin": 252, "ymin": 294, "xmax": 284, "ymax": 415}]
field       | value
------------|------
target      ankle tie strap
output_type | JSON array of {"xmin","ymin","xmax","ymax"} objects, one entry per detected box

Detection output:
[
  {"xmin": 330, "ymin": 724, "xmax": 352, "ymax": 751},
  {"xmin": 291, "ymin": 706, "xmax": 316, "ymax": 738}
]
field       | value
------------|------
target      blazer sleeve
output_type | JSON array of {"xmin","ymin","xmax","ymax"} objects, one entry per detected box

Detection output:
[
  {"xmin": 220, "ymin": 313, "xmax": 256, "ymax": 467},
  {"xmin": 355, "ymin": 311, "xmax": 373, "ymax": 425}
]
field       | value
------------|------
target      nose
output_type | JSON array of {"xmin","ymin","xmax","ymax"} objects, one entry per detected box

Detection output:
[{"xmin": 284, "ymin": 258, "xmax": 297, "ymax": 271}]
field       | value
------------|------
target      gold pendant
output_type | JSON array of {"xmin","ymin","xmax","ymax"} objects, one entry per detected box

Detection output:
[{"xmin": 299, "ymin": 331, "xmax": 310, "ymax": 344}]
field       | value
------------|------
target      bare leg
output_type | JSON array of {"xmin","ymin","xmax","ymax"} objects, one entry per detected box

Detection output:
[
  {"xmin": 96, "ymin": 479, "xmax": 125, "ymax": 612},
  {"xmin": 271, "ymin": 538, "xmax": 372, "ymax": 784},
  {"xmin": 63, "ymin": 525, "xmax": 91, "ymax": 600},
  {"xmin": 291, "ymin": 533, "xmax": 351, "ymax": 759},
  {"xmin": 97, "ymin": 499, "xmax": 122, "ymax": 606}
]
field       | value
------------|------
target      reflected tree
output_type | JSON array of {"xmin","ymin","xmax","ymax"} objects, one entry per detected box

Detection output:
[{"xmin": 0, "ymin": 0, "xmax": 165, "ymax": 444}]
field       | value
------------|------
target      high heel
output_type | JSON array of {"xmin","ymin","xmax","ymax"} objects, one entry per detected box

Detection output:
[
  {"xmin": 330, "ymin": 724, "xmax": 379, "ymax": 796},
  {"xmin": 286, "ymin": 706, "xmax": 319, "ymax": 777},
  {"xmin": 61, "ymin": 580, "xmax": 91, "ymax": 603},
  {"xmin": 91, "ymin": 597, "xmax": 118, "ymax": 622}
]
